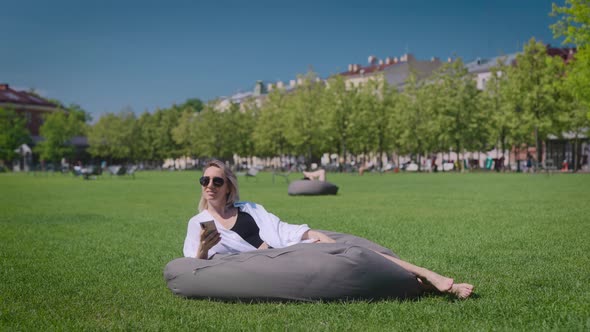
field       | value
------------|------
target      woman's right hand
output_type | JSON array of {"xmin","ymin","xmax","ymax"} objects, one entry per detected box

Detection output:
[{"xmin": 197, "ymin": 228, "xmax": 221, "ymax": 259}]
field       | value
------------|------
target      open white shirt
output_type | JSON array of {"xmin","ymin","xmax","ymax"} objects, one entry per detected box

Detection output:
[{"xmin": 183, "ymin": 202, "xmax": 311, "ymax": 259}]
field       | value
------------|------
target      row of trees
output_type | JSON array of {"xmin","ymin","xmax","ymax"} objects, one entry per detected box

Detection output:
[{"xmin": 81, "ymin": 38, "xmax": 587, "ymax": 170}]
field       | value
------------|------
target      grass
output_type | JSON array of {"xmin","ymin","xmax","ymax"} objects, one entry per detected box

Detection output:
[{"xmin": 1, "ymin": 170, "xmax": 589, "ymax": 331}]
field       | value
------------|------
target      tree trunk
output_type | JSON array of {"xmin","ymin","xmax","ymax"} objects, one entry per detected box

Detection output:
[
  {"xmin": 456, "ymin": 143, "xmax": 461, "ymax": 172},
  {"xmin": 500, "ymin": 137, "xmax": 506, "ymax": 172},
  {"xmin": 378, "ymin": 144, "xmax": 383, "ymax": 170},
  {"xmin": 341, "ymin": 139, "xmax": 347, "ymax": 173},
  {"xmin": 535, "ymin": 125, "xmax": 543, "ymax": 169},
  {"xmin": 507, "ymin": 145, "xmax": 511, "ymax": 172},
  {"xmin": 417, "ymin": 154, "xmax": 421, "ymax": 172},
  {"xmin": 516, "ymin": 145, "xmax": 521, "ymax": 172},
  {"xmin": 574, "ymin": 137, "xmax": 579, "ymax": 173},
  {"xmin": 478, "ymin": 151, "xmax": 481, "ymax": 170}
]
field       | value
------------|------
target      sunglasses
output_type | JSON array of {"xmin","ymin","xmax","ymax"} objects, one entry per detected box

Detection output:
[{"xmin": 199, "ymin": 176, "xmax": 225, "ymax": 187}]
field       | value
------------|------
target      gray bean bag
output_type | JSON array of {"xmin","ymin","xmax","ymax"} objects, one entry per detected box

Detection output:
[
  {"xmin": 164, "ymin": 231, "xmax": 422, "ymax": 302},
  {"xmin": 288, "ymin": 180, "xmax": 339, "ymax": 196}
]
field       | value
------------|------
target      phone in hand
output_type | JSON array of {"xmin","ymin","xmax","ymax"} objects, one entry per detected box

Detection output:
[{"xmin": 200, "ymin": 220, "xmax": 218, "ymax": 236}]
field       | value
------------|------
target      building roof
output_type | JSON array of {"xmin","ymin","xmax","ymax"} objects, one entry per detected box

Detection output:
[
  {"xmin": 0, "ymin": 84, "xmax": 57, "ymax": 108},
  {"xmin": 339, "ymin": 61, "xmax": 401, "ymax": 77},
  {"xmin": 546, "ymin": 45, "xmax": 577, "ymax": 63},
  {"xmin": 465, "ymin": 53, "xmax": 519, "ymax": 74},
  {"xmin": 466, "ymin": 46, "xmax": 577, "ymax": 74}
]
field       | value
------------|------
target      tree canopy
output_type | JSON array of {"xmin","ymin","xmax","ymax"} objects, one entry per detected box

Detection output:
[
  {"xmin": 0, "ymin": 108, "xmax": 31, "ymax": 164},
  {"xmin": 552, "ymin": 0, "xmax": 590, "ymax": 115}
]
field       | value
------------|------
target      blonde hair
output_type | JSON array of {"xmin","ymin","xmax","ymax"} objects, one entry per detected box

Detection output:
[{"xmin": 198, "ymin": 159, "xmax": 240, "ymax": 212}]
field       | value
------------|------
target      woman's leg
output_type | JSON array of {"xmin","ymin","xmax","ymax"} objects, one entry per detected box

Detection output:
[{"xmin": 375, "ymin": 251, "xmax": 474, "ymax": 299}]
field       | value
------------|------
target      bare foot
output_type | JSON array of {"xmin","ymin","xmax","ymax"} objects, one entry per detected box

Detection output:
[
  {"xmin": 425, "ymin": 273, "xmax": 454, "ymax": 293},
  {"xmin": 448, "ymin": 283, "xmax": 474, "ymax": 299}
]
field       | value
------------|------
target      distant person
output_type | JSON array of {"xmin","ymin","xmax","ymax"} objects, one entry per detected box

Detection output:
[
  {"xmin": 61, "ymin": 158, "xmax": 69, "ymax": 173},
  {"xmin": 496, "ymin": 156, "xmax": 505, "ymax": 172},
  {"xmin": 183, "ymin": 159, "xmax": 474, "ymax": 299},
  {"xmin": 302, "ymin": 169, "xmax": 326, "ymax": 181},
  {"xmin": 561, "ymin": 160, "xmax": 569, "ymax": 172},
  {"xmin": 358, "ymin": 161, "xmax": 374, "ymax": 176},
  {"xmin": 526, "ymin": 153, "xmax": 533, "ymax": 173}
]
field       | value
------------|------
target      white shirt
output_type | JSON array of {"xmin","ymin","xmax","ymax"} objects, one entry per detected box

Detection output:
[{"xmin": 183, "ymin": 202, "xmax": 311, "ymax": 259}]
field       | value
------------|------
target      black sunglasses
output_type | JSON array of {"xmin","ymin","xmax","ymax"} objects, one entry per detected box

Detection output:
[{"xmin": 199, "ymin": 176, "xmax": 225, "ymax": 187}]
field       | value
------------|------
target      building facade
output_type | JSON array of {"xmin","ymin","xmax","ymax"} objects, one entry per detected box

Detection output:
[
  {"xmin": 0, "ymin": 83, "xmax": 59, "ymax": 137},
  {"xmin": 339, "ymin": 53, "xmax": 444, "ymax": 89}
]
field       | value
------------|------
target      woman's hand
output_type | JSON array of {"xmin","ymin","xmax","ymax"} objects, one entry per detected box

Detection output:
[
  {"xmin": 197, "ymin": 228, "xmax": 221, "ymax": 259},
  {"xmin": 303, "ymin": 230, "xmax": 336, "ymax": 244}
]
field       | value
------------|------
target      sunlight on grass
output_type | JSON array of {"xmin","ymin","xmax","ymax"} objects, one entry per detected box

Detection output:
[{"xmin": 1, "ymin": 171, "xmax": 589, "ymax": 330}]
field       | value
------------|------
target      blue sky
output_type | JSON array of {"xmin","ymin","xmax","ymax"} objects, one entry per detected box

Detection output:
[{"xmin": 1, "ymin": 0, "xmax": 563, "ymax": 118}]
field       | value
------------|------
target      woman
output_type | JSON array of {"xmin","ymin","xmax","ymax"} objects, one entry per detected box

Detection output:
[{"xmin": 183, "ymin": 160, "xmax": 474, "ymax": 299}]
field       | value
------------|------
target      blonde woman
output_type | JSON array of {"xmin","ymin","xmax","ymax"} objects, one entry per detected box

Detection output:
[{"xmin": 183, "ymin": 159, "xmax": 473, "ymax": 299}]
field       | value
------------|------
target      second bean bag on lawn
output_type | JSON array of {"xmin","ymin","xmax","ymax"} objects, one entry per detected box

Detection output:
[{"xmin": 288, "ymin": 180, "xmax": 339, "ymax": 196}]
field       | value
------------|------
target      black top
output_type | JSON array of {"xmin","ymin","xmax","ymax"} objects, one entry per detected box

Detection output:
[{"xmin": 231, "ymin": 211, "xmax": 264, "ymax": 248}]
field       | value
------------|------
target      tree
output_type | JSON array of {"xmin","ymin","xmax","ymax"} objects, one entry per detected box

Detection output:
[
  {"xmin": 555, "ymin": 83, "xmax": 590, "ymax": 171},
  {"xmin": 551, "ymin": 0, "xmax": 590, "ymax": 116},
  {"xmin": 283, "ymin": 72, "xmax": 328, "ymax": 165},
  {"xmin": 393, "ymin": 73, "xmax": 434, "ymax": 169},
  {"xmin": 190, "ymin": 104, "xmax": 234, "ymax": 160},
  {"xmin": 508, "ymin": 38, "xmax": 566, "ymax": 166},
  {"xmin": 152, "ymin": 108, "xmax": 182, "ymax": 161},
  {"xmin": 172, "ymin": 110, "xmax": 201, "ymax": 159},
  {"xmin": 136, "ymin": 111, "xmax": 160, "ymax": 164},
  {"xmin": 564, "ymin": 46, "xmax": 590, "ymax": 117},
  {"xmin": 180, "ymin": 98, "xmax": 204, "ymax": 113},
  {"xmin": 419, "ymin": 79, "xmax": 446, "ymax": 165},
  {"xmin": 87, "ymin": 110, "xmax": 138, "ymax": 162},
  {"xmin": 322, "ymin": 75, "xmax": 357, "ymax": 167},
  {"xmin": 0, "ymin": 108, "xmax": 31, "ymax": 168},
  {"xmin": 434, "ymin": 58, "xmax": 480, "ymax": 170},
  {"xmin": 66, "ymin": 103, "xmax": 92, "ymax": 124},
  {"xmin": 253, "ymin": 89, "xmax": 292, "ymax": 159},
  {"xmin": 480, "ymin": 60, "xmax": 518, "ymax": 167},
  {"xmin": 360, "ymin": 78, "xmax": 396, "ymax": 169},
  {"xmin": 35, "ymin": 109, "xmax": 86, "ymax": 164},
  {"xmin": 551, "ymin": 0, "xmax": 590, "ymax": 46},
  {"xmin": 347, "ymin": 84, "xmax": 373, "ymax": 157},
  {"xmin": 232, "ymin": 99, "xmax": 258, "ymax": 159}
]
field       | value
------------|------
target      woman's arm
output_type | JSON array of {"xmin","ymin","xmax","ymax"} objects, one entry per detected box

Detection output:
[{"xmin": 302, "ymin": 229, "xmax": 336, "ymax": 243}]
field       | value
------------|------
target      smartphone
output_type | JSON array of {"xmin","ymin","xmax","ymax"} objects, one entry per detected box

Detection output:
[{"xmin": 200, "ymin": 220, "xmax": 218, "ymax": 236}]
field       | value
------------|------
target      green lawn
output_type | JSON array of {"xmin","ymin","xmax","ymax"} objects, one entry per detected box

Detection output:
[{"xmin": 1, "ymin": 171, "xmax": 589, "ymax": 331}]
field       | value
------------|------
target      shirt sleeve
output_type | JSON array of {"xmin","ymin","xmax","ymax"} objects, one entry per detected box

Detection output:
[
  {"xmin": 251, "ymin": 203, "xmax": 310, "ymax": 247},
  {"xmin": 183, "ymin": 218, "xmax": 201, "ymax": 258},
  {"xmin": 272, "ymin": 212, "xmax": 310, "ymax": 247}
]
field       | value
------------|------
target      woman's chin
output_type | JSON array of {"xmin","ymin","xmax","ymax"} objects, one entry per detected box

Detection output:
[{"xmin": 206, "ymin": 194, "xmax": 222, "ymax": 203}]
